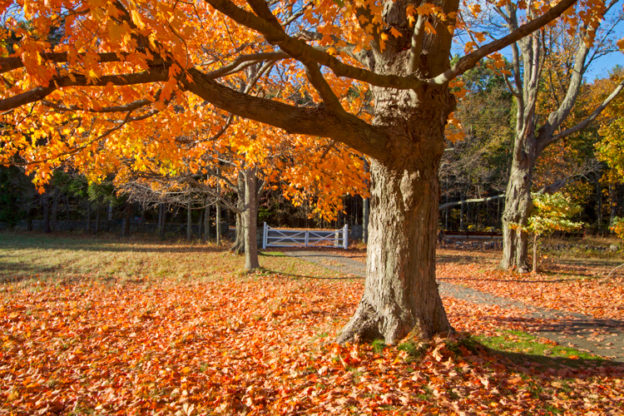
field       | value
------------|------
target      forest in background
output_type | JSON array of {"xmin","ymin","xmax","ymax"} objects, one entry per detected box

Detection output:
[{"xmin": 2, "ymin": 62, "xmax": 624, "ymax": 239}]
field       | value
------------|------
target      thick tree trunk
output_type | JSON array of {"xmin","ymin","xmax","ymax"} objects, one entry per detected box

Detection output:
[
  {"xmin": 500, "ymin": 141, "xmax": 535, "ymax": 273},
  {"xmin": 338, "ymin": 81, "xmax": 454, "ymax": 344},
  {"xmin": 338, "ymin": 157, "xmax": 452, "ymax": 344},
  {"xmin": 242, "ymin": 169, "xmax": 260, "ymax": 271}
]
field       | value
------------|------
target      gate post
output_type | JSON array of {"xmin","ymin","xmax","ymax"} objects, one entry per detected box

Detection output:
[
  {"xmin": 304, "ymin": 230, "xmax": 309, "ymax": 247},
  {"xmin": 342, "ymin": 224, "xmax": 349, "ymax": 249},
  {"xmin": 262, "ymin": 222, "xmax": 268, "ymax": 249}
]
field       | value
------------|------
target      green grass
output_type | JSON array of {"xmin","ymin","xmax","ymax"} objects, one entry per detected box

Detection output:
[{"xmin": 474, "ymin": 330, "xmax": 601, "ymax": 362}]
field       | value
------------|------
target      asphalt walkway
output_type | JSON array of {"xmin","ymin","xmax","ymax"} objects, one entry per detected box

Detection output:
[{"xmin": 285, "ymin": 250, "xmax": 624, "ymax": 363}]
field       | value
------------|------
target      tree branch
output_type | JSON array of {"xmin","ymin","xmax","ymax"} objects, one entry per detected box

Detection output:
[
  {"xmin": 203, "ymin": 0, "xmax": 422, "ymax": 89},
  {"xmin": 540, "ymin": 77, "xmax": 624, "ymax": 150},
  {"xmin": 184, "ymin": 67, "xmax": 388, "ymax": 159},
  {"xmin": 429, "ymin": 0, "xmax": 577, "ymax": 84},
  {"xmin": 0, "ymin": 68, "xmax": 169, "ymax": 112}
]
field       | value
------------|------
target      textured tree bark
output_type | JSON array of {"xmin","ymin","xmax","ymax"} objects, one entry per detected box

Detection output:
[
  {"xmin": 499, "ymin": 138, "xmax": 535, "ymax": 272},
  {"xmin": 338, "ymin": 81, "xmax": 454, "ymax": 344},
  {"xmin": 338, "ymin": 156, "xmax": 452, "ymax": 344},
  {"xmin": 231, "ymin": 212, "xmax": 244, "ymax": 252},
  {"xmin": 231, "ymin": 172, "xmax": 245, "ymax": 254},
  {"xmin": 242, "ymin": 168, "xmax": 260, "ymax": 271},
  {"xmin": 362, "ymin": 197, "xmax": 369, "ymax": 244}
]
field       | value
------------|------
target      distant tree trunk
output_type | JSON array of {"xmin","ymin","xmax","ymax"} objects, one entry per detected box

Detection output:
[
  {"xmin": 51, "ymin": 190, "xmax": 59, "ymax": 231},
  {"xmin": 121, "ymin": 203, "xmax": 132, "ymax": 237},
  {"xmin": 216, "ymin": 203, "xmax": 222, "ymax": 246},
  {"xmin": 609, "ymin": 183, "xmax": 616, "ymax": 225},
  {"xmin": 42, "ymin": 193, "xmax": 51, "ymax": 233},
  {"xmin": 107, "ymin": 201, "xmax": 113, "ymax": 221},
  {"xmin": 231, "ymin": 171, "xmax": 245, "ymax": 254},
  {"xmin": 158, "ymin": 204, "xmax": 166, "ymax": 239},
  {"xmin": 64, "ymin": 195, "xmax": 70, "ymax": 220},
  {"xmin": 532, "ymin": 233, "xmax": 538, "ymax": 273},
  {"xmin": 595, "ymin": 177, "xmax": 602, "ymax": 228},
  {"xmin": 85, "ymin": 202, "xmax": 91, "ymax": 233},
  {"xmin": 231, "ymin": 212, "xmax": 243, "ymax": 253},
  {"xmin": 203, "ymin": 203, "xmax": 211, "ymax": 242},
  {"xmin": 186, "ymin": 201, "xmax": 192, "ymax": 241},
  {"xmin": 95, "ymin": 205, "xmax": 101, "ymax": 234},
  {"xmin": 242, "ymin": 168, "xmax": 260, "ymax": 271},
  {"xmin": 26, "ymin": 195, "xmax": 35, "ymax": 231},
  {"xmin": 459, "ymin": 200, "xmax": 464, "ymax": 231}
]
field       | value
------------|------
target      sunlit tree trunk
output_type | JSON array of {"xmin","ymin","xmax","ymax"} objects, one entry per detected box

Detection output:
[
  {"xmin": 500, "ymin": 135, "xmax": 535, "ymax": 272},
  {"xmin": 338, "ymin": 81, "xmax": 454, "ymax": 343},
  {"xmin": 242, "ymin": 168, "xmax": 259, "ymax": 271}
]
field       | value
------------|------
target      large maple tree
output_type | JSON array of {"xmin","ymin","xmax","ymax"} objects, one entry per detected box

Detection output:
[{"xmin": 0, "ymin": 0, "xmax": 583, "ymax": 343}]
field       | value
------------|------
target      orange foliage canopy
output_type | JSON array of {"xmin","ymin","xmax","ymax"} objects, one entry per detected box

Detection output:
[{"xmin": 0, "ymin": 0, "xmax": 612, "ymax": 219}]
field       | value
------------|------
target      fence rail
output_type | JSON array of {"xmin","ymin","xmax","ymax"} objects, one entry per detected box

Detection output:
[{"xmin": 262, "ymin": 223, "xmax": 348, "ymax": 249}]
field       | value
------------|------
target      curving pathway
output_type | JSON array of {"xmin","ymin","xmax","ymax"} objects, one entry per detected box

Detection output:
[{"xmin": 284, "ymin": 250, "xmax": 624, "ymax": 363}]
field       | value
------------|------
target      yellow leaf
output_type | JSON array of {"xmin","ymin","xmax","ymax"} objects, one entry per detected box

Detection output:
[{"xmin": 130, "ymin": 9, "xmax": 146, "ymax": 30}]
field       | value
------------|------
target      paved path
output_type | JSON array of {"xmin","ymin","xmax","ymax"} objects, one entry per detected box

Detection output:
[{"xmin": 285, "ymin": 251, "xmax": 624, "ymax": 363}]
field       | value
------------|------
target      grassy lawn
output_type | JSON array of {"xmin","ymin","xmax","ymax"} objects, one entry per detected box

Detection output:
[
  {"xmin": 1, "ymin": 232, "xmax": 623, "ymax": 415},
  {"xmin": 0, "ymin": 232, "xmax": 344, "ymax": 285}
]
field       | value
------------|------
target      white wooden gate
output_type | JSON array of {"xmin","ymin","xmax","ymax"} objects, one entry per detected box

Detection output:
[{"xmin": 262, "ymin": 223, "xmax": 348, "ymax": 249}]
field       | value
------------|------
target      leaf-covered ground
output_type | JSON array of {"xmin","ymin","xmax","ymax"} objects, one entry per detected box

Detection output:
[
  {"xmin": 436, "ymin": 250, "xmax": 624, "ymax": 321},
  {"xmin": 1, "ymin": 233, "xmax": 623, "ymax": 415}
]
